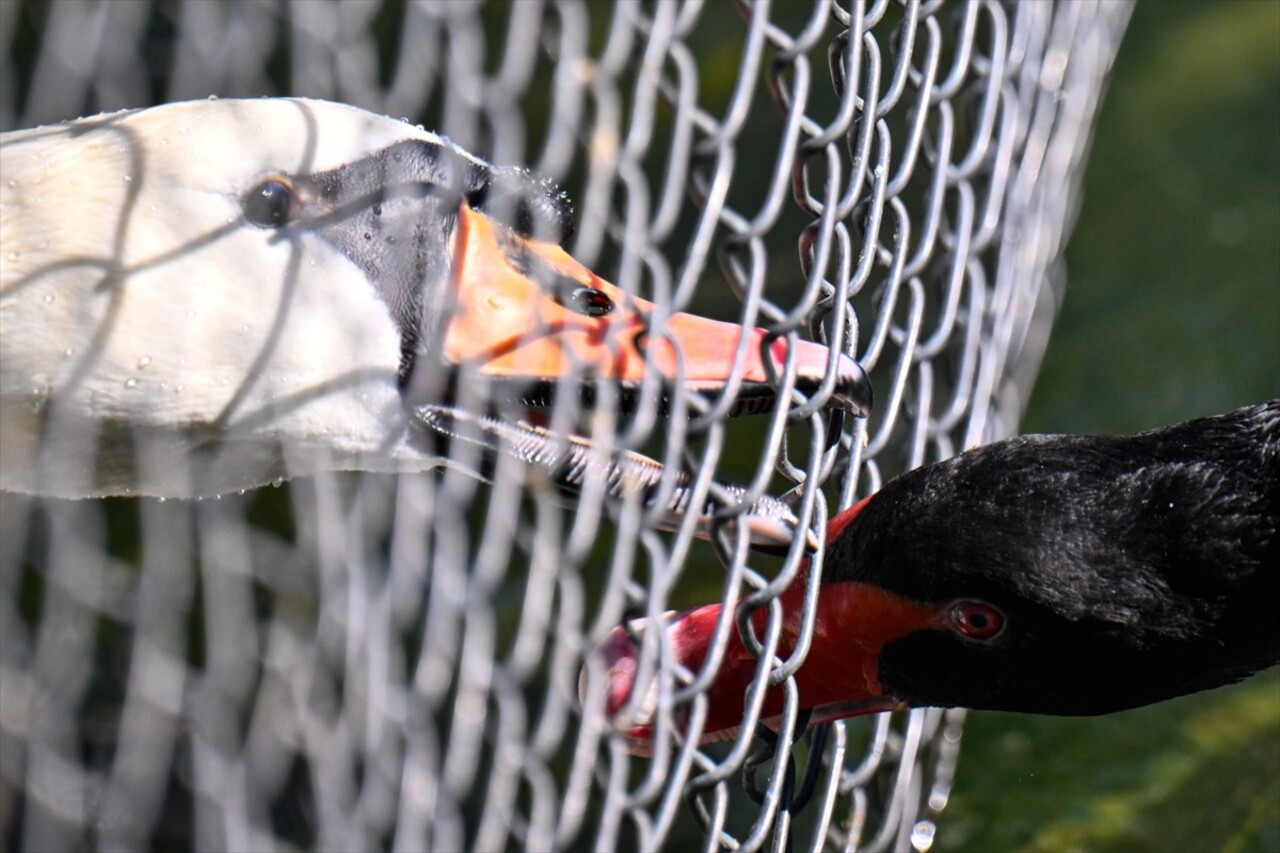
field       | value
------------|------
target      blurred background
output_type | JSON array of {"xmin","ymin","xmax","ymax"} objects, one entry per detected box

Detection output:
[{"xmin": 940, "ymin": 2, "xmax": 1280, "ymax": 849}]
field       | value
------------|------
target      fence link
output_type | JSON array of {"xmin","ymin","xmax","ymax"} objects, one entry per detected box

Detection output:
[{"xmin": 0, "ymin": 1, "xmax": 1132, "ymax": 849}]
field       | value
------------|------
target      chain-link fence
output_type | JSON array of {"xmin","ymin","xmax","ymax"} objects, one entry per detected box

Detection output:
[{"xmin": 1, "ymin": 1, "xmax": 1132, "ymax": 849}]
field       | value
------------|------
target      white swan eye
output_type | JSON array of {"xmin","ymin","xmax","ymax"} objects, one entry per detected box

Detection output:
[{"xmin": 243, "ymin": 178, "xmax": 298, "ymax": 227}]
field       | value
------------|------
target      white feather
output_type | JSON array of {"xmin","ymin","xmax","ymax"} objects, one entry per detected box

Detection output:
[{"xmin": 0, "ymin": 98, "xmax": 477, "ymax": 498}]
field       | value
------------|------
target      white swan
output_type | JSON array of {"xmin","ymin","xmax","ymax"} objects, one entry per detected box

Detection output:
[{"xmin": 0, "ymin": 98, "xmax": 868, "ymax": 534}]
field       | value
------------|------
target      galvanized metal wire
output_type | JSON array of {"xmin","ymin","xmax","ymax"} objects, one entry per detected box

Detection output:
[{"xmin": 0, "ymin": 1, "xmax": 1132, "ymax": 850}]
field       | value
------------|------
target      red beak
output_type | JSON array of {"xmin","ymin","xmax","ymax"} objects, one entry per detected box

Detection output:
[{"xmin": 586, "ymin": 498, "xmax": 944, "ymax": 752}]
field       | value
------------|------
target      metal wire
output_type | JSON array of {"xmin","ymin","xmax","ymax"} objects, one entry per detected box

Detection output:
[{"xmin": 0, "ymin": 1, "xmax": 1132, "ymax": 850}]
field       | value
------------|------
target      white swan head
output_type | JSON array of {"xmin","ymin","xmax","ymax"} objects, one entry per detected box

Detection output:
[{"xmin": 0, "ymin": 98, "xmax": 870, "ymax": 500}]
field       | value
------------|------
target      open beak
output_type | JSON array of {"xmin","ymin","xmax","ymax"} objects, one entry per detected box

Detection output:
[
  {"xmin": 441, "ymin": 204, "xmax": 872, "ymax": 416},
  {"xmin": 586, "ymin": 499, "xmax": 940, "ymax": 753}
]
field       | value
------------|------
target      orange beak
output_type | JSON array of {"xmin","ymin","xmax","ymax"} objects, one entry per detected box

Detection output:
[{"xmin": 440, "ymin": 204, "xmax": 872, "ymax": 415}]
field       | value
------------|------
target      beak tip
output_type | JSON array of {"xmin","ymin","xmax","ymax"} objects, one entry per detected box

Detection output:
[{"xmin": 583, "ymin": 619, "xmax": 658, "ymax": 734}]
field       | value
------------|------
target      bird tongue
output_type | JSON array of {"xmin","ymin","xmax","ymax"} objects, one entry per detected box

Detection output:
[{"xmin": 586, "ymin": 498, "xmax": 939, "ymax": 752}]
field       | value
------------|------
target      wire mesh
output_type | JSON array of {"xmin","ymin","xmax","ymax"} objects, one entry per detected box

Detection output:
[{"xmin": 0, "ymin": 1, "xmax": 1132, "ymax": 850}]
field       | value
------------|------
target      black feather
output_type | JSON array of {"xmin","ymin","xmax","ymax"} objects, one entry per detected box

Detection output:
[{"xmin": 827, "ymin": 401, "xmax": 1279, "ymax": 715}]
